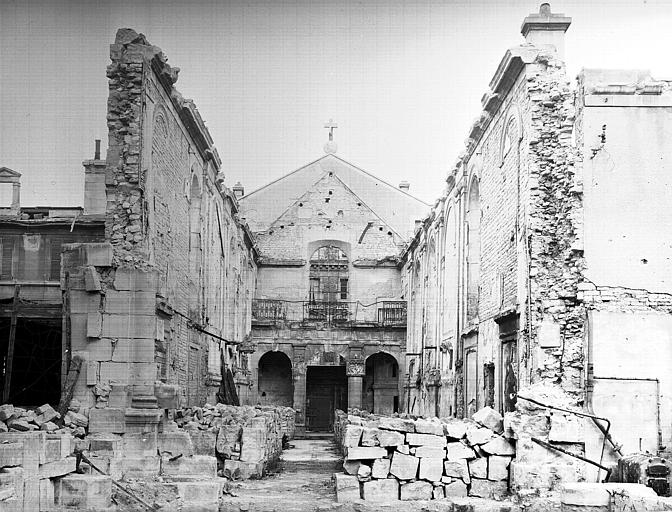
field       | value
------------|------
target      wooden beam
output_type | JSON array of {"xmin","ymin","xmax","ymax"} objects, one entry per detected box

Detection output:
[
  {"xmin": 56, "ymin": 355, "xmax": 83, "ymax": 423},
  {"xmin": 2, "ymin": 284, "xmax": 20, "ymax": 403}
]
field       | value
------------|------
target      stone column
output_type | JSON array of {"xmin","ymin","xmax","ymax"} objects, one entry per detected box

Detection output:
[
  {"xmin": 293, "ymin": 346, "xmax": 307, "ymax": 428},
  {"xmin": 346, "ymin": 355, "xmax": 365, "ymax": 410}
]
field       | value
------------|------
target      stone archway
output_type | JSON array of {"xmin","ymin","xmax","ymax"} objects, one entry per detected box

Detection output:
[
  {"xmin": 363, "ymin": 352, "xmax": 399, "ymax": 415},
  {"xmin": 258, "ymin": 351, "xmax": 293, "ymax": 407}
]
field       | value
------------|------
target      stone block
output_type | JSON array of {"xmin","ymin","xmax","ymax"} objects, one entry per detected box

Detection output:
[
  {"xmin": 345, "ymin": 446, "xmax": 387, "ymax": 461},
  {"xmin": 113, "ymin": 269, "xmax": 158, "ymax": 292},
  {"xmin": 39, "ymin": 475, "xmax": 55, "ymax": 511},
  {"xmin": 240, "ymin": 427, "xmax": 266, "ymax": 463},
  {"xmin": 158, "ymin": 431, "xmax": 194, "ymax": 458},
  {"xmin": 0, "ymin": 432, "xmax": 45, "ymax": 475},
  {"xmin": 343, "ymin": 425, "xmax": 363, "ymax": 448},
  {"xmin": 88, "ymin": 408, "xmax": 125, "ymax": 434},
  {"xmin": 468, "ymin": 457, "xmax": 488, "ymax": 479},
  {"xmin": 111, "ymin": 338, "xmax": 155, "ymax": 363},
  {"xmin": 362, "ymin": 479, "xmax": 399, "ymax": 502},
  {"xmin": 23, "ymin": 477, "xmax": 39, "ymax": 511},
  {"xmin": 378, "ymin": 417, "xmax": 415, "ymax": 433},
  {"xmin": 356, "ymin": 464, "xmax": 371, "ymax": 482},
  {"xmin": 88, "ymin": 434, "xmax": 121, "ymax": 455},
  {"xmin": 472, "ymin": 406, "xmax": 504, "ymax": 433},
  {"xmin": 43, "ymin": 440, "xmax": 62, "ymax": 464},
  {"xmin": 443, "ymin": 420, "xmax": 468, "ymax": 440},
  {"xmin": 414, "ymin": 446, "xmax": 445, "ymax": 458},
  {"xmin": 0, "ymin": 406, "xmax": 13, "ymax": 422},
  {"xmin": 35, "ymin": 405, "xmax": 58, "ymax": 425},
  {"xmin": 0, "ymin": 472, "xmax": 16, "ymax": 501},
  {"xmin": 481, "ymin": 437, "xmax": 515, "ymax": 456},
  {"xmin": 54, "ymin": 474, "xmax": 112, "ymax": 509},
  {"xmin": 86, "ymin": 312, "xmax": 102, "ymax": 338},
  {"xmin": 561, "ymin": 483, "xmax": 655, "ymax": 507},
  {"xmin": 466, "ymin": 427, "xmax": 496, "ymax": 446},
  {"xmin": 469, "ymin": 478, "xmax": 508, "ymax": 499},
  {"xmin": 488, "ymin": 455, "xmax": 511, "ymax": 481},
  {"xmin": 414, "ymin": 419, "xmax": 444, "ymax": 436},
  {"xmin": 419, "ymin": 457, "xmax": 443, "ymax": 482},
  {"xmin": 549, "ymin": 413, "xmax": 584, "ymax": 443},
  {"xmin": 121, "ymin": 456, "xmax": 161, "ymax": 479},
  {"xmin": 216, "ymin": 424, "xmax": 241, "ymax": 457},
  {"xmin": 174, "ymin": 481, "xmax": 222, "ymax": 512},
  {"xmin": 377, "ymin": 430, "xmax": 404, "ymax": 447},
  {"xmin": 189, "ymin": 430, "xmax": 216, "ymax": 456},
  {"xmin": 105, "ymin": 290, "xmax": 156, "ymax": 316},
  {"xmin": 101, "ymin": 314, "xmax": 155, "ymax": 340},
  {"xmin": 84, "ymin": 244, "xmax": 113, "ymax": 267},
  {"xmin": 444, "ymin": 460, "xmax": 470, "ymax": 483},
  {"xmin": 433, "ymin": 485, "xmax": 445, "ymax": 499},
  {"xmin": 446, "ymin": 441, "xmax": 476, "ymax": 459},
  {"xmin": 0, "ymin": 467, "xmax": 23, "ymax": 505},
  {"xmin": 401, "ymin": 481, "xmax": 433, "ymax": 500},
  {"xmin": 406, "ymin": 433, "xmax": 447, "ymax": 447},
  {"xmin": 444, "ymin": 479, "xmax": 468, "ymax": 497},
  {"xmin": 124, "ymin": 432, "xmax": 158, "ymax": 457},
  {"xmin": 343, "ymin": 460, "xmax": 360, "ymax": 475},
  {"xmin": 361, "ymin": 428, "xmax": 380, "ymax": 446},
  {"xmin": 223, "ymin": 460, "xmax": 264, "ymax": 480},
  {"xmin": 389, "ymin": 452, "xmax": 419, "ymax": 480},
  {"xmin": 154, "ymin": 383, "xmax": 180, "ymax": 409},
  {"xmin": 0, "ymin": 443, "xmax": 23, "ymax": 467},
  {"xmin": 371, "ymin": 458, "xmax": 390, "ymax": 479},
  {"xmin": 162, "ymin": 455, "xmax": 217, "ymax": 478}
]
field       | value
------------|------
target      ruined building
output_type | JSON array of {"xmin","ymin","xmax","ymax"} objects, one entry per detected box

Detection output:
[
  {"xmin": 1, "ymin": 29, "xmax": 257, "ymax": 434},
  {"xmin": 404, "ymin": 2, "xmax": 672, "ymax": 489},
  {"xmin": 238, "ymin": 131, "xmax": 429, "ymax": 433}
]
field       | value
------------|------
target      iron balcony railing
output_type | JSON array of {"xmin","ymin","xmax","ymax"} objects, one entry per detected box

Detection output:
[{"xmin": 251, "ymin": 298, "xmax": 407, "ymax": 326}]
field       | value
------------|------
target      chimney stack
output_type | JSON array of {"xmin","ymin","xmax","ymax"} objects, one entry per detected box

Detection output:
[
  {"xmin": 521, "ymin": 3, "xmax": 572, "ymax": 61},
  {"xmin": 83, "ymin": 139, "xmax": 107, "ymax": 215},
  {"xmin": 233, "ymin": 182, "xmax": 245, "ymax": 199},
  {"xmin": 94, "ymin": 139, "xmax": 101, "ymax": 160},
  {"xmin": 399, "ymin": 181, "xmax": 410, "ymax": 191}
]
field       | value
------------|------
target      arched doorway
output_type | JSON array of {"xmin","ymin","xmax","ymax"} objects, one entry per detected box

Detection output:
[
  {"xmin": 258, "ymin": 351, "xmax": 293, "ymax": 407},
  {"xmin": 363, "ymin": 352, "xmax": 399, "ymax": 415}
]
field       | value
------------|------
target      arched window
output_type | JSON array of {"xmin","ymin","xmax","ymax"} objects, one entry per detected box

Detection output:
[
  {"xmin": 466, "ymin": 178, "xmax": 481, "ymax": 321},
  {"xmin": 309, "ymin": 245, "xmax": 349, "ymax": 302}
]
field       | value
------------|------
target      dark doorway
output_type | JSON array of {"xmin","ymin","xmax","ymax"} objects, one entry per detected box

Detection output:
[
  {"xmin": 258, "ymin": 351, "xmax": 293, "ymax": 407},
  {"xmin": 0, "ymin": 318, "xmax": 61, "ymax": 406},
  {"xmin": 305, "ymin": 365, "xmax": 347, "ymax": 431},
  {"xmin": 363, "ymin": 352, "xmax": 399, "ymax": 415},
  {"xmin": 498, "ymin": 314, "xmax": 519, "ymax": 414}
]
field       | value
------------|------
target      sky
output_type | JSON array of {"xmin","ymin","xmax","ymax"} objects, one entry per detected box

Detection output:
[{"xmin": 1, "ymin": 0, "xmax": 671, "ymax": 207}]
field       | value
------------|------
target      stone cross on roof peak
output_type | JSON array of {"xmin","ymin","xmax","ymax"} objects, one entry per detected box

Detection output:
[{"xmin": 323, "ymin": 119, "xmax": 338, "ymax": 154}]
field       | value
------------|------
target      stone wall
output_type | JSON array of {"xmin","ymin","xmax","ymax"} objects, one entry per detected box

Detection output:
[{"xmin": 333, "ymin": 407, "xmax": 515, "ymax": 502}]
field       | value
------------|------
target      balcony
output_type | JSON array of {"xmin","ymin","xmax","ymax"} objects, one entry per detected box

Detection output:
[{"xmin": 251, "ymin": 298, "xmax": 407, "ymax": 327}]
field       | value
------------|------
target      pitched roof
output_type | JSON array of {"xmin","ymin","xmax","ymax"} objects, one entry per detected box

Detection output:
[{"xmin": 239, "ymin": 154, "xmax": 430, "ymax": 240}]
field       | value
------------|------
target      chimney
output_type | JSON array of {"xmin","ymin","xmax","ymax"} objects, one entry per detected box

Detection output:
[
  {"xmin": 233, "ymin": 182, "xmax": 245, "ymax": 199},
  {"xmin": 521, "ymin": 3, "xmax": 572, "ymax": 61},
  {"xmin": 399, "ymin": 181, "xmax": 410, "ymax": 191},
  {"xmin": 83, "ymin": 139, "xmax": 107, "ymax": 215}
]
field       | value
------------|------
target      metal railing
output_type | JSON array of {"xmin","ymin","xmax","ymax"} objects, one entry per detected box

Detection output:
[{"xmin": 251, "ymin": 298, "xmax": 407, "ymax": 326}]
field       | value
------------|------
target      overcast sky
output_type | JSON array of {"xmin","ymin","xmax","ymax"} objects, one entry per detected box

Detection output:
[{"xmin": 1, "ymin": 0, "xmax": 671, "ymax": 207}]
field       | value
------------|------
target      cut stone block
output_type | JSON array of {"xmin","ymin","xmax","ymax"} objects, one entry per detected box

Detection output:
[
  {"xmin": 88, "ymin": 434, "xmax": 121, "ymax": 455},
  {"xmin": 406, "ymin": 433, "xmax": 447, "ymax": 447},
  {"xmin": 443, "ymin": 420, "xmax": 468, "ymax": 440},
  {"xmin": 371, "ymin": 458, "xmax": 390, "ymax": 479},
  {"xmin": 414, "ymin": 446, "xmax": 445, "ymax": 458},
  {"xmin": 188, "ymin": 430, "xmax": 216, "ymax": 456},
  {"xmin": 162, "ymin": 455, "xmax": 217, "ymax": 478},
  {"xmin": 0, "ymin": 432, "xmax": 46, "ymax": 474},
  {"xmin": 468, "ymin": 457, "xmax": 488, "ymax": 479},
  {"xmin": 39, "ymin": 456, "xmax": 76, "ymax": 478},
  {"xmin": 378, "ymin": 417, "xmax": 415, "ymax": 433},
  {"xmin": 240, "ymin": 427, "xmax": 266, "ymax": 463},
  {"xmin": 54, "ymin": 474, "xmax": 112, "ymax": 510},
  {"xmin": 433, "ymin": 485, "xmax": 445, "ymax": 499},
  {"xmin": 488, "ymin": 455, "xmax": 511, "ymax": 481},
  {"xmin": 481, "ymin": 437, "xmax": 515, "ymax": 456},
  {"xmin": 414, "ymin": 419, "xmax": 444, "ymax": 436},
  {"xmin": 472, "ymin": 406, "xmax": 504, "ymax": 433},
  {"xmin": 397, "ymin": 444, "xmax": 409, "ymax": 454},
  {"xmin": 377, "ymin": 430, "xmax": 404, "ymax": 447},
  {"xmin": 389, "ymin": 452, "xmax": 419, "ymax": 480},
  {"xmin": 444, "ymin": 479, "xmax": 468, "ymax": 497},
  {"xmin": 343, "ymin": 460, "xmax": 360, "ymax": 475},
  {"xmin": 121, "ymin": 456, "xmax": 161, "ymax": 479},
  {"xmin": 88, "ymin": 408, "xmax": 125, "ymax": 434},
  {"xmin": 343, "ymin": 425, "xmax": 363, "ymax": 447},
  {"xmin": 469, "ymin": 478, "xmax": 508, "ymax": 499},
  {"xmin": 356, "ymin": 464, "xmax": 372, "ymax": 482},
  {"xmin": 123, "ymin": 432, "xmax": 157, "ymax": 457},
  {"xmin": 223, "ymin": 460, "xmax": 264, "ymax": 480},
  {"xmin": 39, "ymin": 477, "xmax": 54, "ymax": 511},
  {"xmin": 418, "ymin": 457, "xmax": 443, "ymax": 482},
  {"xmin": 362, "ymin": 479, "xmax": 399, "ymax": 502},
  {"xmin": 401, "ymin": 481, "xmax": 433, "ymax": 500},
  {"xmin": 0, "ymin": 443, "xmax": 23, "ymax": 467},
  {"xmin": 335, "ymin": 473, "xmax": 360, "ymax": 502},
  {"xmin": 175, "ymin": 480, "xmax": 222, "ymax": 512},
  {"xmin": 158, "ymin": 431, "xmax": 194, "ymax": 458},
  {"xmin": 446, "ymin": 441, "xmax": 476, "ymax": 459},
  {"xmin": 216, "ymin": 424, "xmax": 241, "ymax": 457},
  {"xmin": 0, "ymin": 405, "xmax": 14, "ymax": 422},
  {"xmin": 549, "ymin": 413, "xmax": 584, "ymax": 443},
  {"xmin": 466, "ymin": 427, "xmax": 496, "ymax": 446},
  {"xmin": 361, "ymin": 428, "xmax": 380, "ymax": 446},
  {"xmin": 346, "ymin": 446, "xmax": 387, "ymax": 461},
  {"xmin": 444, "ymin": 459, "xmax": 470, "ymax": 484}
]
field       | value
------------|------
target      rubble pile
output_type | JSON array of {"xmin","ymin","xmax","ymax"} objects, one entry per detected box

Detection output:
[
  {"xmin": 333, "ymin": 406, "xmax": 515, "ymax": 502},
  {"xmin": 173, "ymin": 403, "xmax": 296, "ymax": 479},
  {"xmin": 0, "ymin": 402, "xmax": 90, "ymax": 439},
  {"xmin": 0, "ymin": 431, "xmax": 111, "ymax": 511}
]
